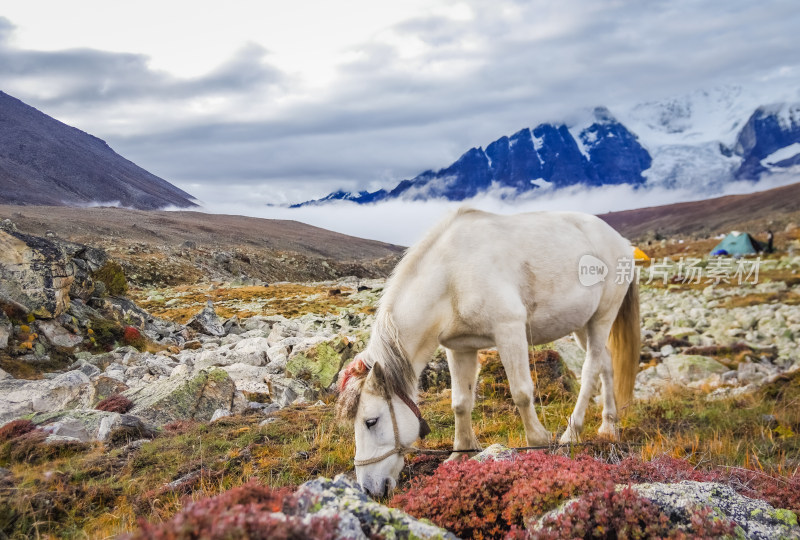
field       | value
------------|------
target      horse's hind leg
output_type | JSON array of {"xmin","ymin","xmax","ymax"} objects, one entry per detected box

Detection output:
[
  {"xmin": 445, "ymin": 348, "xmax": 481, "ymax": 460},
  {"xmin": 560, "ymin": 319, "xmax": 617, "ymax": 443},
  {"xmin": 496, "ymin": 322, "xmax": 551, "ymax": 445}
]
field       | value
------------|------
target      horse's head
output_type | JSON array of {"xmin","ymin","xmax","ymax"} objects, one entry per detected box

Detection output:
[{"xmin": 337, "ymin": 355, "xmax": 430, "ymax": 497}]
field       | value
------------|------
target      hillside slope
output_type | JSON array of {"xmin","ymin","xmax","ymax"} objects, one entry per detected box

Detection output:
[
  {"xmin": 600, "ymin": 181, "xmax": 800, "ymax": 240},
  {"xmin": 0, "ymin": 92, "xmax": 197, "ymax": 210},
  {"xmin": 0, "ymin": 205, "xmax": 405, "ymax": 284}
]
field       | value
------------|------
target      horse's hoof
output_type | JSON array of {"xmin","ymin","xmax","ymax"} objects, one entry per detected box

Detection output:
[
  {"xmin": 597, "ymin": 422, "xmax": 619, "ymax": 441},
  {"xmin": 559, "ymin": 430, "xmax": 581, "ymax": 445},
  {"xmin": 446, "ymin": 452, "xmax": 471, "ymax": 462}
]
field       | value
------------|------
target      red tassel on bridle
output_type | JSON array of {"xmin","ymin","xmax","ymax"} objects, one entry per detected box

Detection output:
[{"xmin": 339, "ymin": 355, "xmax": 370, "ymax": 391}]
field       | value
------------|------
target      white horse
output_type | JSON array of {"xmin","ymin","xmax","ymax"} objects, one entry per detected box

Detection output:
[{"xmin": 336, "ymin": 208, "xmax": 640, "ymax": 497}]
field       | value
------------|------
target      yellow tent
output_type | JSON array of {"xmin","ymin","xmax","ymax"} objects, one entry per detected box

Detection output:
[{"xmin": 633, "ymin": 246, "xmax": 650, "ymax": 261}]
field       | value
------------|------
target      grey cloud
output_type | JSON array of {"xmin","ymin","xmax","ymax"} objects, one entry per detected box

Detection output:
[
  {"xmin": 0, "ymin": 28, "xmax": 284, "ymax": 106},
  {"xmin": 2, "ymin": 1, "xmax": 800, "ymax": 204}
]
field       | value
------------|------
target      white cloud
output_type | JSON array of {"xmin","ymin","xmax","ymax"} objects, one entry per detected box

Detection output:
[{"xmin": 187, "ymin": 174, "xmax": 800, "ymax": 246}]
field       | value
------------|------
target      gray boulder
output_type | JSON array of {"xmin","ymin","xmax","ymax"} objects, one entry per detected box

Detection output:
[
  {"xmin": 187, "ymin": 301, "xmax": 225, "ymax": 337},
  {"xmin": 631, "ymin": 481, "xmax": 799, "ymax": 539},
  {"xmin": 124, "ymin": 368, "xmax": 241, "ymax": 425},
  {"xmin": 193, "ymin": 336, "xmax": 271, "ymax": 370},
  {"xmin": 36, "ymin": 319, "xmax": 83, "ymax": 348},
  {"xmin": 0, "ymin": 370, "xmax": 95, "ymax": 424},
  {"xmin": 0, "ymin": 229, "xmax": 74, "ymax": 318},
  {"xmin": 29, "ymin": 409, "xmax": 152, "ymax": 443},
  {"xmin": 267, "ymin": 375, "xmax": 315, "ymax": 407},
  {"xmin": 296, "ymin": 475, "xmax": 458, "ymax": 540},
  {"xmin": 221, "ymin": 363, "xmax": 272, "ymax": 396}
]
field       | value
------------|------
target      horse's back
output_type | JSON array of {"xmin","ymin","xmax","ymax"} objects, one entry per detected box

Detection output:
[
  {"xmin": 434, "ymin": 210, "xmax": 630, "ymax": 271},
  {"xmin": 425, "ymin": 209, "xmax": 632, "ymax": 344}
]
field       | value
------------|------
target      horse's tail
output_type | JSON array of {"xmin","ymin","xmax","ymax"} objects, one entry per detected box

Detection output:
[{"xmin": 609, "ymin": 279, "xmax": 640, "ymax": 414}]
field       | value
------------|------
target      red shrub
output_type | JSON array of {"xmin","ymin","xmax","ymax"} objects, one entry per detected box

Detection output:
[
  {"xmin": 724, "ymin": 468, "xmax": 800, "ymax": 514},
  {"xmin": 612, "ymin": 455, "xmax": 718, "ymax": 485},
  {"xmin": 0, "ymin": 419, "xmax": 37, "ymax": 443},
  {"xmin": 392, "ymin": 452, "xmax": 790, "ymax": 540},
  {"xmin": 1, "ymin": 430, "xmax": 90, "ymax": 465},
  {"xmin": 126, "ymin": 480, "xmax": 337, "ymax": 540},
  {"xmin": 163, "ymin": 420, "xmax": 199, "ymax": 435},
  {"xmin": 122, "ymin": 326, "xmax": 146, "ymax": 350},
  {"xmin": 96, "ymin": 394, "xmax": 134, "ymax": 413},
  {"xmin": 392, "ymin": 452, "xmax": 615, "ymax": 540}
]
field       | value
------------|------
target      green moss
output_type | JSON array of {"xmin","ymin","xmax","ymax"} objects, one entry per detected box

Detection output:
[
  {"xmin": 93, "ymin": 261, "xmax": 128, "ymax": 296},
  {"xmin": 771, "ymin": 508, "xmax": 798, "ymax": 527},
  {"xmin": 286, "ymin": 341, "xmax": 346, "ymax": 389}
]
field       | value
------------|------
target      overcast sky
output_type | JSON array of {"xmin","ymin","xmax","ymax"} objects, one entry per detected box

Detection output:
[{"xmin": 2, "ymin": 0, "xmax": 799, "ymax": 243}]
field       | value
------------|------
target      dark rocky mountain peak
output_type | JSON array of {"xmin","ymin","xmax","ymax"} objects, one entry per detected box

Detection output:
[{"xmin": 0, "ymin": 91, "xmax": 197, "ymax": 210}]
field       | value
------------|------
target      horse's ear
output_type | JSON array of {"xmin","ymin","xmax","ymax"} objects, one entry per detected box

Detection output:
[
  {"xmin": 419, "ymin": 417, "xmax": 431, "ymax": 439},
  {"xmin": 370, "ymin": 362, "xmax": 389, "ymax": 397}
]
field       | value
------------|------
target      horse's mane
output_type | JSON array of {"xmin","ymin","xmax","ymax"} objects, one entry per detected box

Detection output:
[
  {"xmin": 380, "ymin": 207, "xmax": 480, "ymax": 309},
  {"xmin": 336, "ymin": 208, "xmax": 482, "ymax": 422},
  {"xmin": 335, "ymin": 309, "xmax": 415, "ymax": 421}
]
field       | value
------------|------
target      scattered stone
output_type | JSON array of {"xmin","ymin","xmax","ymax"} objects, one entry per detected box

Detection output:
[
  {"xmin": 186, "ymin": 301, "xmax": 226, "ymax": 337},
  {"xmin": 268, "ymin": 376, "xmax": 315, "ymax": 407},
  {"xmin": 210, "ymin": 408, "xmax": 231, "ymax": 421},
  {"xmin": 221, "ymin": 363, "xmax": 272, "ymax": 396},
  {"xmin": 662, "ymin": 354, "xmax": 729, "ymax": 384},
  {"xmin": 26, "ymin": 409, "xmax": 149, "ymax": 443},
  {"xmin": 473, "ymin": 443, "xmax": 517, "ymax": 462}
]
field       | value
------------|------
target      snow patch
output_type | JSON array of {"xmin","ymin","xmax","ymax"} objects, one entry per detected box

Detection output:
[{"xmin": 762, "ymin": 143, "xmax": 800, "ymax": 166}]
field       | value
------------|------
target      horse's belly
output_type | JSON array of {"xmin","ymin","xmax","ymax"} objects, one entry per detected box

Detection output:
[
  {"xmin": 526, "ymin": 303, "xmax": 594, "ymax": 345},
  {"xmin": 439, "ymin": 334, "xmax": 495, "ymax": 352}
]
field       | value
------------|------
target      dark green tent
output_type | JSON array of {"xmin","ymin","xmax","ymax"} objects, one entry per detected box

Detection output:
[{"xmin": 710, "ymin": 232, "xmax": 763, "ymax": 256}]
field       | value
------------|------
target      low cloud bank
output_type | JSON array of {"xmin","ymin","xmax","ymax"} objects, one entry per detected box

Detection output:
[{"xmin": 187, "ymin": 175, "xmax": 799, "ymax": 246}]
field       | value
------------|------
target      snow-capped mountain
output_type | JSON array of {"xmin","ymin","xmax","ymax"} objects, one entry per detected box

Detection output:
[{"xmin": 293, "ymin": 85, "xmax": 800, "ymax": 207}]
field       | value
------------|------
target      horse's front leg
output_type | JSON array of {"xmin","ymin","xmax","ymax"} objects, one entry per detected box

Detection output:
[
  {"xmin": 445, "ymin": 348, "xmax": 481, "ymax": 460},
  {"xmin": 496, "ymin": 323, "xmax": 551, "ymax": 446}
]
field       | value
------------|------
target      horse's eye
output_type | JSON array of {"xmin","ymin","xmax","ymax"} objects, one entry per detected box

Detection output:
[{"xmin": 365, "ymin": 418, "xmax": 378, "ymax": 429}]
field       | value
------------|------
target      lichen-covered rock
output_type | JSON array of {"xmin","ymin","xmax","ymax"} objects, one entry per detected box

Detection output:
[
  {"xmin": 286, "ymin": 336, "xmax": 357, "ymax": 391},
  {"xmin": 663, "ymin": 354, "xmax": 729, "ymax": 384},
  {"xmin": 631, "ymin": 480, "xmax": 800, "ymax": 539},
  {"xmin": 187, "ymin": 301, "xmax": 225, "ymax": 337},
  {"xmin": 0, "ymin": 229, "xmax": 74, "ymax": 318},
  {"xmin": 419, "ymin": 351, "xmax": 451, "ymax": 392},
  {"xmin": 296, "ymin": 474, "xmax": 458, "ymax": 540},
  {"xmin": 552, "ymin": 336, "xmax": 586, "ymax": 381},
  {"xmin": 124, "ymin": 368, "xmax": 238, "ymax": 425},
  {"xmin": 0, "ymin": 370, "xmax": 94, "ymax": 424}
]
